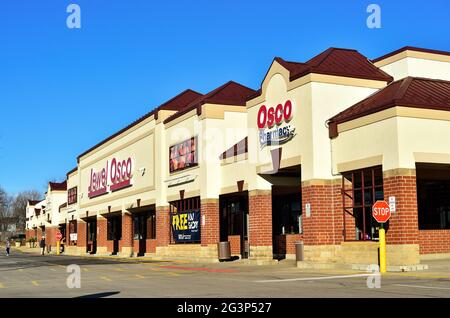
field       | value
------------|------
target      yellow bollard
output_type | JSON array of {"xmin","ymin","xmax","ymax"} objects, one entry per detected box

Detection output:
[
  {"xmin": 379, "ymin": 227, "xmax": 386, "ymax": 273},
  {"xmin": 57, "ymin": 241, "xmax": 60, "ymax": 255}
]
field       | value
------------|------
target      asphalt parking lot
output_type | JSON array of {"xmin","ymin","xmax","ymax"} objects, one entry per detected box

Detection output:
[{"xmin": 0, "ymin": 249, "xmax": 449, "ymax": 298}]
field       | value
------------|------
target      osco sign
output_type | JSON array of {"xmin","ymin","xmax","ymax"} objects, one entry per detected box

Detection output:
[
  {"xmin": 257, "ymin": 100, "xmax": 296, "ymax": 149},
  {"xmin": 257, "ymin": 100, "xmax": 293, "ymax": 129}
]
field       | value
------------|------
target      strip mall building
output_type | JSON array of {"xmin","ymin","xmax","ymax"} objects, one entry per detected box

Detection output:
[{"xmin": 26, "ymin": 46, "xmax": 450, "ymax": 267}]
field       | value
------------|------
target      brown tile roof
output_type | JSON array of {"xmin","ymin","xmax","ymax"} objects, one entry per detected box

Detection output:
[
  {"xmin": 328, "ymin": 77, "xmax": 450, "ymax": 138},
  {"xmin": 49, "ymin": 181, "xmax": 67, "ymax": 191},
  {"xmin": 163, "ymin": 81, "xmax": 256, "ymax": 124},
  {"xmin": 249, "ymin": 48, "xmax": 393, "ymax": 101},
  {"xmin": 28, "ymin": 200, "xmax": 42, "ymax": 206},
  {"xmin": 372, "ymin": 46, "xmax": 450, "ymax": 63},
  {"xmin": 77, "ymin": 89, "xmax": 202, "ymax": 161},
  {"xmin": 219, "ymin": 137, "xmax": 248, "ymax": 160}
]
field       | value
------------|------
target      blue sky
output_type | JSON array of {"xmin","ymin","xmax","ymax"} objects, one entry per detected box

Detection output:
[{"xmin": 1, "ymin": 0, "xmax": 449, "ymax": 195}]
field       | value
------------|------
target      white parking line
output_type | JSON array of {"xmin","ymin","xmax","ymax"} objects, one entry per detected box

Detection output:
[
  {"xmin": 394, "ymin": 284, "xmax": 450, "ymax": 290},
  {"xmin": 255, "ymin": 273, "xmax": 376, "ymax": 283}
]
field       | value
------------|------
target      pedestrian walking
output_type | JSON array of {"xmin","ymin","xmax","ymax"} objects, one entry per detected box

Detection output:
[
  {"xmin": 39, "ymin": 237, "xmax": 46, "ymax": 255},
  {"xmin": 5, "ymin": 240, "xmax": 11, "ymax": 256}
]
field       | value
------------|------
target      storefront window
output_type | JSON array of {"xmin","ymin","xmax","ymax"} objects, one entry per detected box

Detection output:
[
  {"xmin": 342, "ymin": 166, "xmax": 383, "ymax": 241},
  {"xmin": 133, "ymin": 214, "xmax": 146, "ymax": 240},
  {"xmin": 417, "ymin": 163, "xmax": 450, "ymax": 230},
  {"xmin": 220, "ymin": 194, "xmax": 248, "ymax": 241},
  {"xmin": 68, "ymin": 187, "xmax": 77, "ymax": 205},
  {"xmin": 272, "ymin": 187, "xmax": 302, "ymax": 235},
  {"xmin": 107, "ymin": 217, "xmax": 122, "ymax": 240},
  {"xmin": 87, "ymin": 220, "xmax": 96, "ymax": 242},
  {"xmin": 69, "ymin": 220, "xmax": 77, "ymax": 246},
  {"xmin": 147, "ymin": 213, "xmax": 156, "ymax": 239}
]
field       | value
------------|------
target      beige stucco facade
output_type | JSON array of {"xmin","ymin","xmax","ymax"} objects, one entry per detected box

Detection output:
[{"xmin": 26, "ymin": 46, "xmax": 450, "ymax": 267}]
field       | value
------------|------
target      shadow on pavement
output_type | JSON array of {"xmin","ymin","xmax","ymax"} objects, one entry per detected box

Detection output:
[{"xmin": 75, "ymin": 291, "xmax": 121, "ymax": 298}]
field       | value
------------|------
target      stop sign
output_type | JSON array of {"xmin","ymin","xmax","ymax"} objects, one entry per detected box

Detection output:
[
  {"xmin": 372, "ymin": 200, "xmax": 391, "ymax": 223},
  {"xmin": 56, "ymin": 232, "xmax": 63, "ymax": 240}
]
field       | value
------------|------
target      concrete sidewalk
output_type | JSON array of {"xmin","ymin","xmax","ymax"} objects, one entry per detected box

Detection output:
[{"xmin": 13, "ymin": 245, "xmax": 450, "ymax": 278}]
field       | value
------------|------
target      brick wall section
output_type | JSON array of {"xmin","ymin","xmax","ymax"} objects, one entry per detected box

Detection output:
[
  {"xmin": 228, "ymin": 235, "xmax": 241, "ymax": 255},
  {"xmin": 419, "ymin": 230, "xmax": 450, "ymax": 254},
  {"xmin": 301, "ymin": 183, "xmax": 343, "ymax": 246},
  {"xmin": 383, "ymin": 174, "xmax": 419, "ymax": 245},
  {"xmin": 121, "ymin": 213, "xmax": 133, "ymax": 248},
  {"xmin": 201, "ymin": 199, "xmax": 219, "ymax": 246},
  {"xmin": 133, "ymin": 240, "xmax": 139, "ymax": 252},
  {"xmin": 146, "ymin": 239, "xmax": 157, "ymax": 253},
  {"xmin": 248, "ymin": 190, "xmax": 272, "ymax": 247},
  {"xmin": 45, "ymin": 227, "xmax": 57, "ymax": 247},
  {"xmin": 97, "ymin": 218, "xmax": 107, "ymax": 248},
  {"xmin": 77, "ymin": 221, "xmax": 86, "ymax": 247},
  {"xmin": 106, "ymin": 240, "xmax": 114, "ymax": 253},
  {"xmin": 286, "ymin": 234, "xmax": 303, "ymax": 254},
  {"xmin": 26, "ymin": 229, "xmax": 34, "ymax": 240},
  {"xmin": 156, "ymin": 206, "xmax": 170, "ymax": 247},
  {"xmin": 274, "ymin": 234, "xmax": 304, "ymax": 255},
  {"xmin": 37, "ymin": 228, "xmax": 42, "ymax": 242}
]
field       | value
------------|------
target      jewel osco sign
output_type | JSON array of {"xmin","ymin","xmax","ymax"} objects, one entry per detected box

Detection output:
[{"xmin": 88, "ymin": 157, "xmax": 134, "ymax": 198}]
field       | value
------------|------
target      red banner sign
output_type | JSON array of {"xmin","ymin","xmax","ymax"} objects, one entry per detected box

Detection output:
[{"xmin": 88, "ymin": 157, "xmax": 133, "ymax": 198}]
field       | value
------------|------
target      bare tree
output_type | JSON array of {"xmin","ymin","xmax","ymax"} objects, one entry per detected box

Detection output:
[
  {"xmin": 11, "ymin": 190, "xmax": 42, "ymax": 232},
  {"xmin": 0, "ymin": 186, "xmax": 12, "ymax": 234}
]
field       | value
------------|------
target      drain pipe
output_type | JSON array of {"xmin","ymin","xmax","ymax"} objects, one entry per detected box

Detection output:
[{"xmin": 325, "ymin": 119, "xmax": 342, "ymax": 251}]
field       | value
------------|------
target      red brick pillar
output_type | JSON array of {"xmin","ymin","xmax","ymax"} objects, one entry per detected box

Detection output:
[
  {"xmin": 46, "ymin": 227, "xmax": 57, "ymax": 248},
  {"xmin": 383, "ymin": 171, "xmax": 419, "ymax": 245},
  {"xmin": 201, "ymin": 199, "xmax": 220, "ymax": 246},
  {"xmin": 156, "ymin": 206, "xmax": 170, "ymax": 247},
  {"xmin": 37, "ymin": 228, "xmax": 42, "ymax": 242},
  {"xmin": 301, "ymin": 181, "xmax": 342, "ymax": 246},
  {"xmin": 97, "ymin": 217, "xmax": 107, "ymax": 254},
  {"xmin": 121, "ymin": 213, "xmax": 133, "ymax": 256},
  {"xmin": 248, "ymin": 190, "xmax": 272, "ymax": 260},
  {"xmin": 77, "ymin": 220, "xmax": 87, "ymax": 248}
]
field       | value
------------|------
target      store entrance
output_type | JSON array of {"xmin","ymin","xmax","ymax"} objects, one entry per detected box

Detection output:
[
  {"xmin": 272, "ymin": 186, "xmax": 302, "ymax": 259},
  {"xmin": 219, "ymin": 192, "xmax": 249, "ymax": 259},
  {"xmin": 107, "ymin": 213, "xmax": 122, "ymax": 255},
  {"xmin": 86, "ymin": 217, "xmax": 97, "ymax": 254},
  {"xmin": 134, "ymin": 213, "xmax": 147, "ymax": 256},
  {"xmin": 58, "ymin": 223, "xmax": 66, "ymax": 253},
  {"xmin": 131, "ymin": 206, "xmax": 156, "ymax": 257},
  {"xmin": 259, "ymin": 164, "xmax": 302, "ymax": 260}
]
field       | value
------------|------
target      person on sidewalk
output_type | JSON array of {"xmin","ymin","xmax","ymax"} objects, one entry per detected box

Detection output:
[
  {"xmin": 5, "ymin": 240, "xmax": 11, "ymax": 256},
  {"xmin": 39, "ymin": 237, "xmax": 46, "ymax": 255}
]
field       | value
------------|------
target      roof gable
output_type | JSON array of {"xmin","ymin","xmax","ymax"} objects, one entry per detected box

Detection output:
[
  {"xmin": 328, "ymin": 77, "xmax": 450, "ymax": 138},
  {"xmin": 163, "ymin": 81, "xmax": 256, "ymax": 124}
]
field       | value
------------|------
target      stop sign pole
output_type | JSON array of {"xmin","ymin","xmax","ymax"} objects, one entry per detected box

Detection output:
[{"xmin": 372, "ymin": 200, "xmax": 391, "ymax": 273}]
